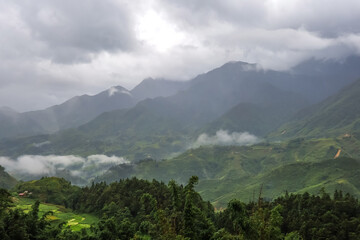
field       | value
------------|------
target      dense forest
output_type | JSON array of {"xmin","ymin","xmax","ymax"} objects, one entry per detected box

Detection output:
[{"xmin": 1, "ymin": 177, "xmax": 359, "ymax": 239}]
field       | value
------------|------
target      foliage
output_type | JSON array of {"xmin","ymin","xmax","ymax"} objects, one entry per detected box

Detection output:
[
  {"xmin": 14, "ymin": 177, "xmax": 80, "ymax": 206},
  {"xmin": 2, "ymin": 177, "xmax": 360, "ymax": 239},
  {"xmin": 15, "ymin": 197, "xmax": 98, "ymax": 232},
  {"xmin": 0, "ymin": 165, "xmax": 17, "ymax": 190},
  {"xmin": 97, "ymin": 136, "xmax": 360, "ymax": 207}
]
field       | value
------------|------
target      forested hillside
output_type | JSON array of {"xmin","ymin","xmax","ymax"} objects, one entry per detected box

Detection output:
[
  {"xmin": 1, "ymin": 177, "xmax": 359, "ymax": 239},
  {"xmin": 0, "ymin": 165, "xmax": 17, "ymax": 189}
]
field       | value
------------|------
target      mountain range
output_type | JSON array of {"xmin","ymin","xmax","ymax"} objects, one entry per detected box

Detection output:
[
  {"xmin": 1, "ymin": 56, "xmax": 360, "ymax": 206},
  {"xmin": 2, "ymin": 57, "xmax": 360, "ymax": 141},
  {"xmin": 0, "ymin": 78, "xmax": 189, "ymax": 140},
  {"xmin": 1, "ymin": 61, "xmax": 307, "ymax": 159},
  {"xmin": 3, "ymin": 57, "xmax": 360, "ymax": 159}
]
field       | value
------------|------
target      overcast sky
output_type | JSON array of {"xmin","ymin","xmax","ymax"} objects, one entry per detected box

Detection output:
[{"xmin": 1, "ymin": 0, "xmax": 360, "ymax": 112}]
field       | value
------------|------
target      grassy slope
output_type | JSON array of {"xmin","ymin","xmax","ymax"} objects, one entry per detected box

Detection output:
[
  {"xmin": 199, "ymin": 157, "xmax": 360, "ymax": 207},
  {"xmin": 14, "ymin": 177, "xmax": 80, "ymax": 205},
  {"xmin": 134, "ymin": 136, "xmax": 359, "ymax": 181},
  {"xmin": 116, "ymin": 136, "xmax": 360, "ymax": 207},
  {"xmin": 199, "ymin": 103, "xmax": 280, "ymax": 136},
  {"xmin": 0, "ymin": 106, "xmax": 189, "ymax": 161},
  {"xmin": 11, "ymin": 177, "xmax": 98, "ymax": 231},
  {"xmin": 13, "ymin": 197, "xmax": 98, "ymax": 231},
  {"xmin": 271, "ymin": 79, "xmax": 360, "ymax": 139},
  {"xmin": 0, "ymin": 165, "xmax": 18, "ymax": 189}
]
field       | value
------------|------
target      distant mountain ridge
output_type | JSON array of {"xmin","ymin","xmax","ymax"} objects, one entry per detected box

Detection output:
[
  {"xmin": 1, "ymin": 56, "xmax": 360, "ymax": 160},
  {"xmin": 130, "ymin": 77, "xmax": 190, "ymax": 101},
  {"xmin": 0, "ymin": 78, "xmax": 190, "ymax": 140},
  {"xmin": 271, "ymin": 56, "xmax": 360, "ymax": 103},
  {"xmin": 0, "ymin": 86, "xmax": 135, "ymax": 139},
  {"xmin": 0, "ymin": 107, "xmax": 45, "ymax": 140},
  {"xmin": 3, "ymin": 56, "xmax": 360, "ymax": 141},
  {"xmin": 0, "ymin": 165, "xmax": 17, "ymax": 189},
  {"xmin": 0, "ymin": 61, "xmax": 309, "ymax": 160},
  {"xmin": 271, "ymin": 78, "xmax": 360, "ymax": 139}
]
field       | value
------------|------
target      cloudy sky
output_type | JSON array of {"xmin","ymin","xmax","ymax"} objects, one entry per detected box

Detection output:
[{"xmin": 1, "ymin": 0, "xmax": 360, "ymax": 112}]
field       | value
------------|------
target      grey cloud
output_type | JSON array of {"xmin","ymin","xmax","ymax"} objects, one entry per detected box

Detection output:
[
  {"xmin": 155, "ymin": 0, "xmax": 360, "ymax": 70},
  {"xmin": 1, "ymin": 0, "xmax": 360, "ymax": 111},
  {"xmin": 265, "ymin": 0, "xmax": 360, "ymax": 37},
  {"xmin": 160, "ymin": 0, "xmax": 360, "ymax": 37},
  {"xmin": 159, "ymin": 0, "xmax": 267, "ymax": 28},
  {"xmin": 0, "ymin": 0, "xmax": 137, "ymax": 110},
  {"xmin": 17, "ymin": 0, "xmax": 136, "ymax": 63}
]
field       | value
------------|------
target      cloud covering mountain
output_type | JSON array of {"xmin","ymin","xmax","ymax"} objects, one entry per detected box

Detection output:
[
  {"xmin": 194, "ymin": 130, "xmax": 260, "ymax": 147},
  {"xmin": 1, "ymin": 0, "xmax": 360, "ymax": 111},
  {"xmin": 0, "ymin": 154, "xmax": 128, "ymax": 182}
]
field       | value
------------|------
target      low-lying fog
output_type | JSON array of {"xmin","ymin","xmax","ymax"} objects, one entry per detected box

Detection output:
[{"xmin": 0, "ymin": 154, "xmax": 128, "ymax": 185}]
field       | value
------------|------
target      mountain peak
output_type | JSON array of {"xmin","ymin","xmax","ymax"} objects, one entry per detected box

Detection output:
[
  {"xmin": 221, "ymin": 61, "xmax": 258, "ymax": 70},
  {"xmin": 135, "ymin": 77, "xmax": 169, "ymax": 87},
  {"xmin": 107, "ymin": 86, "xmax": 132, "ymax": 97},
  {"xmin": 142, "ymin": 77, "xmax": 155, "ymax": 82},
  {"xmin": 131, "ymin": 78, "xmax": 190, "ymax": 101}
]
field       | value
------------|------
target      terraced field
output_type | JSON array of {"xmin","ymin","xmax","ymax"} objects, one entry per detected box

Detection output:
[{"xmin": 13, "ymin": 197, "xmax": 98, "ymax": 231}]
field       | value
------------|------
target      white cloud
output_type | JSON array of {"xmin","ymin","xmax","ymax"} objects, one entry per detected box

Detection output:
[
  {"xmin": 194, "ymin": 130, "xmax": 260, "ymax": 147},
  {"xmin": 0, "ymin": 154, "xmax": 128, "ymax": 180},
  {"xmin": 33, "ymin": 141, "xmax": 51, "ymax": 147},
  {"xmin": 108, "ymin": 87, "xmax": 119, "ymax": 96}
]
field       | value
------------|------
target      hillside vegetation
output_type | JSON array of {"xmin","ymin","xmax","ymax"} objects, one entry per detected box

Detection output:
[
  {"xmin": 97, "ymin": 136, "xmax": 360, "ymax": 207},
  {"xmin": 14, "ymin": 177, "xmax": 80, "ymax": 206},
  {"xmin": 272, "ymin": 79, "xmax": 360, "ymax": 139},
  {"xmin": 0, "ymin": 165, "xmax": 17, "ymax": 189},
  {"xmin": 1, "ymin": 177, "xmax": 359, "ymax": 239}
]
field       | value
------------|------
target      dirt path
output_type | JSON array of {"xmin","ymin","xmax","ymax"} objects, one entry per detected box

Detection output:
[{"xmin": 334, "ymin": 149, "xmax": 341, "ymax": 159}]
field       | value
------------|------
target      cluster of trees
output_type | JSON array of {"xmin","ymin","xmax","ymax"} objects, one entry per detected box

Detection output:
[
  {"xmin": 67, "ymin": 176, "xmax": 215, "ymax": 239},
  {"xmin": 0, "ymin": 189, "xmax": 59, "ymax": 240},
  {"xmin": 274, "ymin": 189, "xmax": 360, "ymax": 239},
  {"xmin": 1, "ymin": 177, "xmax": 360, "ymax": 239},
  {"xmin": 14, "ymin": 177, "xmax": 79, "ymax": 206}
]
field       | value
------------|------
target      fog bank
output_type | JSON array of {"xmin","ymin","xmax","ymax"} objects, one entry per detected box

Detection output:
[{"xmin": 0, "ymin": 154, "xmax": 128, "ymax": 183}]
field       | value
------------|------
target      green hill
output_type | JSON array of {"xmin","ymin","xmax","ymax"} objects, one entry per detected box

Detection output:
[
  {"xmin": 2, "ymin": 177, "xmax": 360, "ymax": 239},
  {"xmin": 96, "ymin": 136, "xmax": 360, "ymax": 207},
  {"xmin": 271, "ymin": 79, "xmax": 360, "ymax": 139},
  {"xmin": 200, "ymin": 99, "xmax": 303, "ymax": 137},
  {"xmin": 198, "ymin": 157, "xmax": 360, "ymax": 207},
  {"xmin": 0, "ymin": 165, "xmax": 17, "ymax": 189},
  {"xmin": 14, "ymin": 177, "xmax": 80, "ymax": 206}
]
